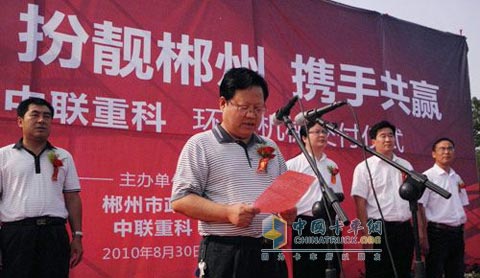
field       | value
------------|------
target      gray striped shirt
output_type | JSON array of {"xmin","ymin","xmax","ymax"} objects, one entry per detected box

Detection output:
[{"xmin": 172, "ymin": 125, "xmax": 287, "ymax": 237}]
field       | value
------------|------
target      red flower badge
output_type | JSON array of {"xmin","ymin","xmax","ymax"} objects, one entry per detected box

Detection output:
[
  {"xmin": 458, "ymin": 180, "xmax": 465, "ymax": 193},
  {"xmin": 48, "ymin": 151, "xmax": 64, "ymax": 181},
  {"xmin": 327, "ymin": 165, "xmax": 339, "ymax": 184},
  {"xmin": 257, "ymin": 145, "xmax": 276, "ymax": 173}
]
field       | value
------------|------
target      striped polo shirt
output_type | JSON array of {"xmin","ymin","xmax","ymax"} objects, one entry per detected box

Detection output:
[{"xmin": 172, "ymin": 125, "xmax": 287, "ymax": 237}]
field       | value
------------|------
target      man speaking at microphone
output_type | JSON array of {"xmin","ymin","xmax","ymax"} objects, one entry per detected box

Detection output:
[{"xmin": 171, "ymin": 67, "xmax": 296, "ymax": 278}]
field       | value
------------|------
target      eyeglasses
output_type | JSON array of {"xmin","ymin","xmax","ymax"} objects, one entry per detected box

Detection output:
[
  {"xmin": 435, "ymin": 146, "xmax": 455, "ymax": 153},
  {"xmin": 308, "ymin": 129, "xmax": 328, "ymax": 135},
  {"xmin": 227, "ymin": 101, "xmax": 266, "ymax": 115}
]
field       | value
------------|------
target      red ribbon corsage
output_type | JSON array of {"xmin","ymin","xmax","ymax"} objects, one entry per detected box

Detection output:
[
  {"xmin": 327, "ymin": 165, "xmax": 339, "ymax": 184},
  {"xmin": 48, "ymin": 151, "xmax": 64, "ymax": 181},
  {"xmin": 257, "ymin": 145, "xmax": 276, "ymax": 173}
]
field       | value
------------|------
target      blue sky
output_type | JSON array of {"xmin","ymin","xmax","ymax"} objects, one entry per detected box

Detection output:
[{"xmin": 332, "ymin": 0, "xmax": 480, "ymax": 99}]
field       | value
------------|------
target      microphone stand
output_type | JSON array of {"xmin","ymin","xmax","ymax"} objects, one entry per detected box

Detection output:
[
  {"xmin": 399, "ymin": 176, "xmax": 426, "ymax": 278},
  {"xmin": 314, "ymin": 118, "xmax": 451, "ymax": 278},
  {"xmin": 280, "ymin": 114, "xmax": 350, "ymax": 278}
]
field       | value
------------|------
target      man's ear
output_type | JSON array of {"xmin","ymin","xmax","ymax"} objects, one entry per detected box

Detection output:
[
  {"xmin": 219, "ymin": 97, "xmax": 227, "ymax": 111},
  {"xmin": 17, "ymin": 116, "xmax": 23, "ymax": 128}
]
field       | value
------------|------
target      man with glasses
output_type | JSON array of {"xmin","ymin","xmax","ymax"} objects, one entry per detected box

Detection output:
[
  {"xmin": 171, "ymin": 67, "xmax": 295, "ymax": 278},
  {"xmin": 418, "ymin": 137, "xmax": 469, "ymax": 278},
  {"xmin": 286, "ymin": 121, "xmax": 344, "ymax": 278}
]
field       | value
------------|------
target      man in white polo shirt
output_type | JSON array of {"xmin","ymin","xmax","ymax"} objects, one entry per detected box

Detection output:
[
  {"xmin": 286, "ymin": 121, "xmax": 344, "ymax": 278},
  {"xmin": 351, "ymin": 120, "xmax": 414, "ymax": 278},
  {"xmin": 0, "ymin": 97, "xmax": 83, "ymax": 277},
  {"xmin": 419, "ymin": 137, "xmax": 469, "ymax": 278}
]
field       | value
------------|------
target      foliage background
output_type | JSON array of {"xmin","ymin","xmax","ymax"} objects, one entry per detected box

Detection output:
[{"xmin": 473, "ymin": 97, "xmax": 480, "ymax": 180}]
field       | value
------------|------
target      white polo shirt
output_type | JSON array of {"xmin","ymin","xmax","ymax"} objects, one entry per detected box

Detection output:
[
  {"xmin": 0, "ymin": 140, "xmax": 81, "ymax": 222},
  {"xmin": 419, "ymin": 163, "xmax": 469, "ymax": 227},
  {"xmin": 351, "ymin": 154, "xmax": 413, "ymax": 222},
  {"xmin": 286, "ymin": 152, "xmax": 344, "ymax": 216}
]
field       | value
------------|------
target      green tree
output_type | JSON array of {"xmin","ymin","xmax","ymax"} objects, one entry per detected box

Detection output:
[
  {"xmin": 473, "ymin": 97, "xmax": 480, "ymax": 180},
  {"xmin": 477, "ymin": 151, "xmax": 480, "ymax": 181},
  {"xmin": 473, "ymin": 97, "xmax": 480, "ymax": 146}
]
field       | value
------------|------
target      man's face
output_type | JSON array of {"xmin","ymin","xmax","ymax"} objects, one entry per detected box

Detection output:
[
  {"xmin": 303, "ymin": 123, "xmax": 328, "ymax": 152},
  {"xmin": 372, "ymin": 127, "xmax": 395, "ymax": 155},
  {"xmin": 219, "ymin": 86, "xmax": 265, "ymax": 140},
  {"xmin": 432, "ymin": 140, "xmax": 455, "ymax": 168},
  {"xmin": 17, "ymin": 104, "xmax": 52, "ymax": 142}
]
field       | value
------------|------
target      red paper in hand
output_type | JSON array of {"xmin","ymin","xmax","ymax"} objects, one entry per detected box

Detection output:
[{"xmin": 254, "ymin": 170, "xmax": 315, "ymax": 213}]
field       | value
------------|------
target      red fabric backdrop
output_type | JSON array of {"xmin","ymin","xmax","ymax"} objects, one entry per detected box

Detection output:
[{"xmin": 0, "ymin": 1, "xmax": 478, "ymax": 277}]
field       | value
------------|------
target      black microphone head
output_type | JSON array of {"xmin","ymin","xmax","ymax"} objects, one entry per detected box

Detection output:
[
  {"xmin": 294, "ymin": 100, "xmax": 347, "ymax": 125},
  {"xmin": 274, "ymin": 95, "xmax": 299, "ymax": 122},
  {"xmin": 335, "ymin": 193, "xmax": 345, "ymax": 202}
]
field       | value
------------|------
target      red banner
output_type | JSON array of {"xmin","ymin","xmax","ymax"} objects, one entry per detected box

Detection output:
[{"xmin": 1, "ymin": 1, "xmax": 477, "ymax": 277}]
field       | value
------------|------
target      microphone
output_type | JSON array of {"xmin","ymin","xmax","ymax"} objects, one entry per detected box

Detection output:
[
  {"xmin": 294, "ymin": 100, "xmax": 347, "ymax": 124},
  {"xmin": 271, "ymin": 96, "xmax": 299, "ymax": 125},
  {"xmin": 335, "ymin": 192, "xmax": 345, "ymax": 202}
]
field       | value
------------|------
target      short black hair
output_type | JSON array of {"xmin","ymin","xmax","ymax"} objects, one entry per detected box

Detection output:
[
  {"xmin": 432, "ymin": 137, "xmax": 455, "ymax": 151},
  {"xmin": 219, "ymin": 67, "xmax": 269, "ymax": 101},
  {"xmin": 17, "ymin": 97, "xmax": 54, "ymax": 118},
  {"xmin": 369, "ymin": 120, "xmax": 396, "ymax": 139},
  {"xmin": 299, "ymin": 120, "xmax": 317, "ymax": 139}
]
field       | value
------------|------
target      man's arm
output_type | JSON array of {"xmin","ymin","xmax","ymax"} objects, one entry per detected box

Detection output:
[
  {"xmin": 64, "ymin": 192, "xmax": 83, "ymax": 268},
  {"xmin": 172, "ymin": 194, "xmax": 259, "ymax": 228},
  {"xmin": 353, "ymin": 195, "xmax": 372, "ymax": 249},
  {"xmin": 417, "ymin": 204, "xmax": 429, "ymax": 254}
]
